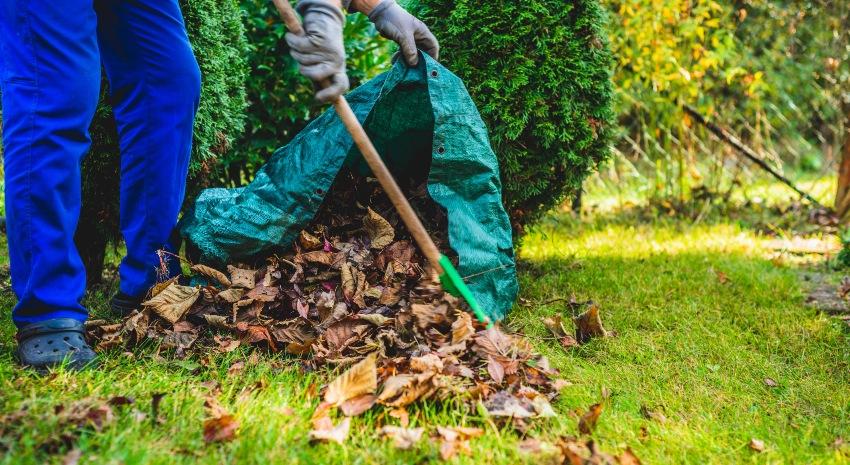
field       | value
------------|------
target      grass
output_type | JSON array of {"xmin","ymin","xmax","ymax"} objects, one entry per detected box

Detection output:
[{"xmin": 1, "ymin": 209, "xmax": 850, "ymax": 464}]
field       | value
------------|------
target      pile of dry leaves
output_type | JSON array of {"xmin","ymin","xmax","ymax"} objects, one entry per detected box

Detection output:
[{"xmin": 85, "ymin": 171, "xmax": 627, "ymax": 462}]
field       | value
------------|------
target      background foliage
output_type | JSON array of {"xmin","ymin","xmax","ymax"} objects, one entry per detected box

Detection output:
[
  {"xmin": 599, "ymin": 0, "xmax": 849, "ymax": 206},
  {"xmin": 412, "ymin": 0, "xmax": 616, "ymax": 231},
  {"xmin": 227, "ymin": 0, "xmax": 391, "ymax": 186}
]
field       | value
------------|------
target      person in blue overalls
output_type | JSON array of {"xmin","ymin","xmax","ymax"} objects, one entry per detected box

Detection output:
[{"xmin": 1, "ymin": 0, "xmax": 437, "ymax": 370}]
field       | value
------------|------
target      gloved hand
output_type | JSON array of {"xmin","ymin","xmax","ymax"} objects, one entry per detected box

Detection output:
[
  {"xmin": 366, "ymin": 0, "xmax": 439, "ymax": 67},
  {"xmin": 285, "ymin": 0, "xmax": 349, "ymax": 103}
]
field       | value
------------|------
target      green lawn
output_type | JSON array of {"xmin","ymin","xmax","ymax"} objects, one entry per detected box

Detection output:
[{"xmin": 1, "ymin": 210, "xmax": 849, "ymax": 464}]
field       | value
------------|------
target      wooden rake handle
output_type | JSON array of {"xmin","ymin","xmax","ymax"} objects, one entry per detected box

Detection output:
[{"xmin": 271, "ymin": 0, "xmax": 445, "ymax": 274}]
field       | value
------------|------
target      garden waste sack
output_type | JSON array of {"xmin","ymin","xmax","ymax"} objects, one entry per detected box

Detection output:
[{"xmin": 181, "ymin": 55, "xmax": 517, "ymax": 321}]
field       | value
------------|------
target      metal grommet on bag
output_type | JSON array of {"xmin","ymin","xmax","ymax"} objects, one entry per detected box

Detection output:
[{"xmin": 430, "ymin": 70, "xmax": 438, "ymax": 78}]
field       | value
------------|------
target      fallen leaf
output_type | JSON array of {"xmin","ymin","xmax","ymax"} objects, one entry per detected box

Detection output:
[
  {"xmin": 191, "ymin": 264, "xmax": 232, "ymax": 287},
  {"xmin": 203, "ymin": 414, "xmax": 239, "ymax": 443},
  {"xmin": 619, "ymin": 447, "xmax": 642, "ymax": 465},
  {"xmin": 324, "ymin": 352, "xmax": 378, "ymax": 407},
  {"xmin": 379, "ymin": 425, "xmax": 424, "ymax": 450},
  {"xmin": 339, "ymin": 394, "xmax": 377, "ymax": 416},
  {"xmin": 299, "ymin": 230, "xmax": 323, "ymax": 250},
  {"xmin": 574, "ymin": 302, "xmax": 610, "ymax": 344},
  {"xmin": 227, "ymin": 265, "xmax": 256, "ymax": 289},
  {"xmin": 764, "ymin": 378, "xmax": 778, "ymax": 387},
  {"xmin": 309, "ymin": 415, "xmax": 351, "ymax": 444},
  {"xmin": 363, "ymin": 208, "xmax": 395, "ymax": 249},
  {"xmin": 141, "ymin": 283, "xmax": 200, "ymax": 324},
  {"xmin": 749, "ymin": 438, "xmax": 766, "ymax": 452},
  {"xmin": 578, "ymin": 402, "xmax": 603, "ymax": 434},
  {"xmin": 714, "ymin": 269, "xmax": 730, "ymax": 284},
  {"xmin": 487, "ymin": 356, "xmax": 505, "ymax": 384},
  {"xmin": 451, "ymin": 311, "xmax": 475, "ymax": 344}
]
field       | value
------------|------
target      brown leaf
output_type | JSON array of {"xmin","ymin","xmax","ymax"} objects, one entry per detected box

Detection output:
[
  {"xmin": 574, "ymin": 302, "xmax": 610, "ymax": 344},
  {"xmin": 379, "ymin": 425, "xmax": 424, "ymax": 450},
  {"xmin": 324, "ymin": 352, "xmax": 378, "ymax": 407},
  {"xmin": 227, "ymin": 265, "xmax": 257, "ymax": 289},
  {"xmin": 308, "ymin": 415, "xmax": 351, "ymax": 444},
  {"xmin": 578, "ymin": 402, "xmax": 604, "ymax": 434},
  {"xmin": 227, "ymin": 361, "xmax": 245, "ymax": 377},
  {"xmin": 299, "ymin": 230, "xmax": 323, "ymax": 250},
  {"xmin": 204, "ymin": 314, "xmax": 231, "ymax": 329},
  {"xmin": 715, "ymin": 269, "xmax": 730, "ymax": 284},
  {"xmin": 410, "ymin": 354, "xmax": 443, "ymax": 373},
  {"xmin": 300, "ymin": 250, "xmax": 345, "ymax": 268},
  {"xmin": 619, "ymin": 447, "xmax": 642, "ymax": 465},
  {"xmin": 150, "ymin": 276, "xmax": 179, "ymax": 298},
  {"xmin": 377, "ymin": 372, "xmax": 437, "ymax": 408},
  {"xmin": 749, "ymin": 438, "xmax": 766, "ymax": 452},
  {"xmin": 191, "ymin": 264, "xmax": 231, "ymax": 287},
  {"xmin": 484, "ymin": 391, "xmax": 535, "ymax": 418},
  {"xmin": 214, "ymin": 335, "xmax": 240, "ymax": 353},
  {"xmin": 141, "ymin": 283, "xmax": 200, "ymax": 324},
  {"xmin": 363, "ymin": 207, "xmax": 395, "ymax": 249},
  {"xmin": 487, "ymin": 356, "xmax": 505, "ymax": 384},
  {"xmin": 216, "ymin": 287, "xmax": 244, "ymax": 304},
  {"xmin": 203, "ymin": 414, "xmax": 239, "ymax": 443},
  {"xmin": 764, "ymin": 378, "xmax": 778, "ymax": 387},
  {"xmin": 339, "ymin": 394, "xmax": 378, "ymax": 417},
  {"xmin": 451, "ymin": 311, "xmax": 475, "ymax": 344}
]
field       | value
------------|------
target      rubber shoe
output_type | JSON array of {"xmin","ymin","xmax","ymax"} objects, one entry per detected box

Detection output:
[
  {"xmin": 110, "ymin": 291, "xmax": 143, "ymax": 317},
  {"xmin": 16, "ymin": 318, "xmax": 96, "ymax": 371}
]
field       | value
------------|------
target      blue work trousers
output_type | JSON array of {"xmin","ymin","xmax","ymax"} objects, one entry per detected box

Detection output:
[{"xmin": 0, "ymin": 0, "xmax": 201, "ymax": 327}]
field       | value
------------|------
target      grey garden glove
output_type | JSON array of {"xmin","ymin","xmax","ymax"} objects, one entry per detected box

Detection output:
[
  {"xmin": 285, "ymin": 0, "xmax": 349, "ymax": 103},
  {"xmin": 367, "ymin": 0, "xmax": 439, "ymax": 67}
]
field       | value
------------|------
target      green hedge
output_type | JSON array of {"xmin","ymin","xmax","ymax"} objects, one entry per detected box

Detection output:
[
  {"xmin": 412, "ymin": 0, "xmax": 615, "ymax": 231},
  {"xmin": 78, "ymin": 0, "xmax": 249, "ymax": 285},
  {"xmin": 227, "ymin": 0, "xmax": 391, "ymax": 185}
]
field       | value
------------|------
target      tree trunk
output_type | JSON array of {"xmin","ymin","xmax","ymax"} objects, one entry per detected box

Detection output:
[{"xmin": 834, "ymin": 108, "xmax": 850, "ymax": 218}]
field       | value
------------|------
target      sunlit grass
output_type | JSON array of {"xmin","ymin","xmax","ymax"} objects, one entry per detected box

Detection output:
[{"xmin": 1, "ymin": 209, "xmax": 850, "ymax": 463}]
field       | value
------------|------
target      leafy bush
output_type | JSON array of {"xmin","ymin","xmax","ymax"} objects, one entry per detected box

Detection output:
[
  {"xmin": 412, "ymin": 0, "xmax": 615, "ymax": 230},
  {"xmin": 229, "ymin": 0, "xmax": 392, "ymax": 185},
  {"xmin": 78, "ymin": 0, "xmax": 249, "ymax": 285}
]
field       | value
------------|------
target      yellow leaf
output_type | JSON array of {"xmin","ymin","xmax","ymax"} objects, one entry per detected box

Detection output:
[
  {"xmin": 142, "ymin": 283, "xmax": 200, "ymax": 324},
  {"xmin": 363, "ymin": 208, "xmax": 395, "ymax": 249},
  {"xmin": 324, "ymin": 352, "xmax": 378, "ymax": 407}
]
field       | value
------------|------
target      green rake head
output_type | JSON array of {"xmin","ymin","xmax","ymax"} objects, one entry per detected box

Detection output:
[{"xmin": 437, "ymin": 255, "xmax": 494, "ymax": 328}]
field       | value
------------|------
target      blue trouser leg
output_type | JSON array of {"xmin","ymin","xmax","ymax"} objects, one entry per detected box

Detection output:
[
  {"xmin": 95, "ymin": 0, "xmax": 201, "ymax": 298},
  {"xmin": 1, "ymin": 0, "xmax": 200, "ymax": 327},
  {"xmin": 0, "ymin": 0, "xmax": 101, "ymax": 326}
]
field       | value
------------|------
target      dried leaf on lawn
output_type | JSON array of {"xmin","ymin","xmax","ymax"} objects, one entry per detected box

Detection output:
[
  {"xmin": 141, "ymin": 283, "xmax": 200, "ymax": 324},
  {"xmin": 379, "ymin": 426, "xmax": 424, "ymax": 450},
  {"xmin": 309, "ymin": 415, "xmax": 351, "ymax": 444},
  {"xmin": 578, "ymin": 402, "xmax": 604, "ymax": 434},
  {"xmin": 574, "ymin": 302, "xmax": 610, "ymax": 344},
  {"xmin": 324, "ymin": 352, "xmax": 378, "ymax": 407},
  {"xmin": 619, "ymin": 447, "xmax": 643, "ymax": 465},
  {"xmin": 378, "ymin": 372, "xmax": 437, "ymax": 408},
  {"xmin": 487, "ymin": 356, "xmax": 505, "ymax": 384},
  {"xmin": 203, "ymin": 414, "xmax": 239, "ymax": 443},
  {"xmin": 363, "ymin": 207, "xmax": 395, "ymax": 249},
  {"xmin": 749, "ymin": 438, "xmax": 766, "ymax": 452},
  {"xmin": 339, "ymin": 394, "xmax": 377, "ymax": 416},
  {"xmin": 191, "ymin": 264, "xmax": 232, "ymax": 287}
]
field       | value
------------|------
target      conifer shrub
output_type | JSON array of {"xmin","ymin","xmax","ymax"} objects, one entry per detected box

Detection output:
[{"xmin": 412, "ymin": 0, "xmax": 615, "ymax": 231}]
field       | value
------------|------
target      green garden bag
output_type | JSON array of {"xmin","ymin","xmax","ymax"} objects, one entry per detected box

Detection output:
[{"xmin": 181, "ymin": 55, "xmax": 517, "ymax": 321}]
